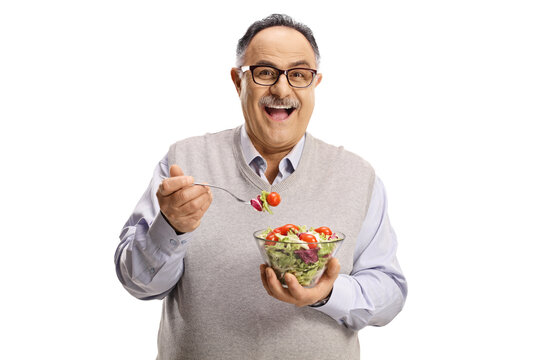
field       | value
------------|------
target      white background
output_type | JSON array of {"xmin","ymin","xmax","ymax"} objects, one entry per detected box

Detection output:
[{"xmin": 1, "ymin": 1, "xmax": 539, "ymax": 359}]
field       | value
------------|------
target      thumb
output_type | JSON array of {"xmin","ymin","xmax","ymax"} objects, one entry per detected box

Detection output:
[
  {"xmin": 169, "ymin": 164, "xmax": 184, "ymax": 178},
  {"xmin": 315, "ymin": 257, "xmax": 340, "ymax": 294},
  {"xmin": 325, "ymin": 257, "xmax": 340, "ymax": 280}
]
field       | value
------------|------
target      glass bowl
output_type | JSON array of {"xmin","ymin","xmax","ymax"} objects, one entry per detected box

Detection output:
[{"xmin": 254, "ymin": 229, "xmax": 345, "ymax": 288}]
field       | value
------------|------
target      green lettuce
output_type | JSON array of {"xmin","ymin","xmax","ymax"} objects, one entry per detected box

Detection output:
[{"xmin": 260, "ymin": 227, "xmax": 338, "ymax": 287}]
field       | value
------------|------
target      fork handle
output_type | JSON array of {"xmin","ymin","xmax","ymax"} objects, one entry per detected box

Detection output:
[{"xmin": 193, "ymin": 182, "xmax": 249, "ymax": 204}]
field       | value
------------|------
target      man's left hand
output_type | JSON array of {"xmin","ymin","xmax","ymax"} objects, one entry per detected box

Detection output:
[{"xmin": 260, "ymin": 257, "xmax": 340, "ymax": 307}]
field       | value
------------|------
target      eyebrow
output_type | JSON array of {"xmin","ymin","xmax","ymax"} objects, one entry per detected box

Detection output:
[{"xmin": 254, "ymin": 60, "xmax": 313, "ymax": 68}]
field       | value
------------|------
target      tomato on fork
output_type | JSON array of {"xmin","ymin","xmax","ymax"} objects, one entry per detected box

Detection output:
[{"xmin": 267, "ymin": 192, "xmax": 281, "ymax": 207}]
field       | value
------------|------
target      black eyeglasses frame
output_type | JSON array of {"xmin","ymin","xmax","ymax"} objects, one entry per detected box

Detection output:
[{"xmin": 240, "ymin": 65, "xmax": 318, "ymax": 88}]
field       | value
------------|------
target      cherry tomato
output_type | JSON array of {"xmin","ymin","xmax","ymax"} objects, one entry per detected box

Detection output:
[
  {"xmin": 299, "ymin": 233, "xmax": 318, "ymax": 249},
  {"xmin": 265, "ymin": 231, "xmax": 278, "ymax": 246},
  {"xmin": 267, "ymin": 192, "xmax": 281, "ymax": 207},
  {"xmin": 314, "ymin": 226, "xmax": 333, "ymax": 236},
  {"xmin": 279, "ymin": 224, "xmax": 299, "ymax": 235},
  {"xmin": 273, "ymin": 227, "xmax": 282, "ymax": 233}
]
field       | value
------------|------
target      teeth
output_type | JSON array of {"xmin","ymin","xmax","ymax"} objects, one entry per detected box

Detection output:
[{"xmin": 267, "ymin": 105, "xmax": 294, "ymax": 109}]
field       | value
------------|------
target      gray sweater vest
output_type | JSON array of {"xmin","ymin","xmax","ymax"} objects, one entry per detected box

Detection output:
[{"xmin": 158, "ymin": 126, "xmax": 375, "ymax": 359}]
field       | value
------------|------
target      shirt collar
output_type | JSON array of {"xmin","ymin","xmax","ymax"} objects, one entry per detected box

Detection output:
[{"xmin": 240, "ymin": 124, "xmax": 305, "ymax": 172}]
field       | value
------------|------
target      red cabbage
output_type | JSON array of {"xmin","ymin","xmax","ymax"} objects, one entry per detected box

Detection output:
[
  {"xmin": 294, "ymin": 248, "xmax": 319, "ymax": 264},
  {"xmin": 250, "ymin": 198, "xmax": 262, "ymax": 211}
]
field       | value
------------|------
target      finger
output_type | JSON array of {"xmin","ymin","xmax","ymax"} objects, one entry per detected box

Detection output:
[
  {"xmin": 174, "ymin": 187, "xmax": 212, "ymax": 216},
  {"xmin": 283, "ymin": 273, "xmax": 309, "ymax": 304},
  {"xmin": 169, "ymin": 164, "xmax": 184, "ymax": 177},
  {"xmin": 176, "ymin": 201, "xmax": 210, "ymax": 226},
  {"xmin": 172, "ymin": 184, "xmax": 208, "ymax": 208},
  {"xmin": 260, "ymin": 264, "xmax": 272, "ymax": 296},
  {"xmin": 160, "ymin": 175, "xmax": 195, "ymax": 196},
  {"xmin": 265, "ymin": 267, "xmax": 280, "ymax": 298},
  {"xmin": 161, "ymin": 190, "xmax": 211, "ymax": 233},
  {"xmin": 199, "ymin": 189, "xmax": 213, "ymax": 212},
  {"xmin": 193, "ymin": 182, "xmax": 211, "ymax": 191},
  {"xmin": 265, "ymin": 267, "xmax": 295, "ymax": 303},
  {"xmin": 325, "ymin": 257, "xmax": 341, "ymax": 281},
  {"xmin": 318, "ymin": 258, "xmax": 341, "ymax": 285}
]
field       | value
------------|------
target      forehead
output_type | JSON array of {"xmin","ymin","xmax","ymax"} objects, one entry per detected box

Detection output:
[{"xmin": 243, "ymin": 26, "xmax": 317, "ymax": 68}]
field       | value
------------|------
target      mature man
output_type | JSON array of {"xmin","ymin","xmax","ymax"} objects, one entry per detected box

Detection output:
[{"xmin": 115, "ymin": 14, "xmax": 407, "ymax": 360}]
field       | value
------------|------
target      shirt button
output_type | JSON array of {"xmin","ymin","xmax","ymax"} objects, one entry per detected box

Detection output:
[
  {"xmin": 170, "ymin": 239, "xmax": 178, "ymax": 246},
  {"xmin": 149, "ymin": 267, "xmax": 155, "ymax": 275}
]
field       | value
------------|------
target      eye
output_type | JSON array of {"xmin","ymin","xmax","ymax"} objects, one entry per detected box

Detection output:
[
  {"xmin": 255, "ymin": 67, "xmax": 277, "ymax": 78},
  {"xmin": 290, "ymin": 71, "xmax": 306, "ymax": 78}
]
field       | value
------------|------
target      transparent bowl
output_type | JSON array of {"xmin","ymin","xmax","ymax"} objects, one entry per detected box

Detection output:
[{"xmin": 254, "ymin": 229, "xmax": 345, "ymax": 288}]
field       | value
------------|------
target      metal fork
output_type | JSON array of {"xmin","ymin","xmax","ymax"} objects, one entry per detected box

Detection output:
[{"xmin": 193, "ymin": 182, "xmax": 252, "ymax": 205}]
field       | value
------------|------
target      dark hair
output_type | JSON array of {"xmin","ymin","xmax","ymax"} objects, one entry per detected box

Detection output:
[{"xmin": 236, "ymin": 14, "xmax": 320, "ymax": 67}]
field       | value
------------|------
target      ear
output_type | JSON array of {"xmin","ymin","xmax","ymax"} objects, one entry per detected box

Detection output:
[
  {"xmin": 314, "ymin": 73, "xmax": 323, "ymax": 88},
  {"xmin": 231, "ymin": 68, "xmax": 243, "ymax": 96}
]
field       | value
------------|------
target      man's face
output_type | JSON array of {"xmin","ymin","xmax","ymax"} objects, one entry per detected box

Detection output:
[{"xmin": 231, "ymin": 26, "xmax": 322, "ymax": 154}]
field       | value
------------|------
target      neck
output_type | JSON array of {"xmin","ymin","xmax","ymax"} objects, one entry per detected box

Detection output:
[
  {"xmin": 246, "ymin": 133, "xmax": 296, "ymax": 184},
  {"xmin": 253, "ymin": 143, "xmax": 291, "ymax": 184}
]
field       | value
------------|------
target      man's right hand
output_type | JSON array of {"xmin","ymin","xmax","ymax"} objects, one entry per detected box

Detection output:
[{"xmin": 157, "ymin": 164, "xmax": 213, "ymax": 233}]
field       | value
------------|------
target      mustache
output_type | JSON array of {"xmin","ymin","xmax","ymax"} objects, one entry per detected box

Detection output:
[{"xmin": 259, "ymin": 96, "xmax": 300, "ymax": 109}]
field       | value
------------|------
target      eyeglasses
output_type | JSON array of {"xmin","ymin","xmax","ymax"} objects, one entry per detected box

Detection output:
[{"xmin": 240, "ymin": 65, "xmax": 317, "ymax": 88}]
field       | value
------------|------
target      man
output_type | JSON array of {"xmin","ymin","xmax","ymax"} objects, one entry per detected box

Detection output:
[{"xmin": 115, "ymin": 14, "xmax": 407, "ymax": 360}]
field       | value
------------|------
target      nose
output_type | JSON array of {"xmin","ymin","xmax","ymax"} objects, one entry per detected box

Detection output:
[{"xmin": 269, "ymin": 73, "xmax": 292, "ymax": 98}]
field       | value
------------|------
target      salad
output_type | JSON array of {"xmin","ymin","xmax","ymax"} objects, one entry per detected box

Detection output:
[
  {"xmin": 250, "ymin": 190, "xmax": 281, "ymax": 214},
  {"xmin": 256, "ymin": 224, "xmax": 342, "ymax": 287}
]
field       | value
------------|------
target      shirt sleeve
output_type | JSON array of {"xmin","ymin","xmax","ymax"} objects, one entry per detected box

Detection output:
[
  {"xmin": 114, "ymin": 154, "xmax": 193, "ymax": 300},
  {"xmin": 312, "ymin": 177, "xmax": 408, "ymax": 330}
]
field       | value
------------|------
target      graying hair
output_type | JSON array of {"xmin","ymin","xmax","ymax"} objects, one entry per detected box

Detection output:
[{"xmin": 235, "ymin": 14, "xmax": 320, "ymax": 68}]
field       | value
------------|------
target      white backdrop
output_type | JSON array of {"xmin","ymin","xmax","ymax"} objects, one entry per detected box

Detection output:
[{"xmin": 1, "ymin": 1, "xmax": 539, "ymax": 359}]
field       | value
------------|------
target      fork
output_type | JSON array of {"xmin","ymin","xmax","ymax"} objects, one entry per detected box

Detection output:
[{"xmin": 193, "ymin": 182, "xmax": 252, "ymax": 205}]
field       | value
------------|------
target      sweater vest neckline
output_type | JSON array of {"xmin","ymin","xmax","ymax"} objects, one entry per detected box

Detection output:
[{"xmin": 231, "ymin": 126, "xmax": 315, "ymax": 194}]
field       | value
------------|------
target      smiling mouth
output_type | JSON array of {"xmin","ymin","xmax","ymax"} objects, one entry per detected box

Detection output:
[{"xmin": 264, "ymin": 105, "xmax": 296, "ymax": 121}]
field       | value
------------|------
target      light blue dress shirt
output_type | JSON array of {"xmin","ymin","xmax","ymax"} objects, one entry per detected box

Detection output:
[{"xmin": 115, "ymin": 125, "xmax": 407, "ymax": 330}]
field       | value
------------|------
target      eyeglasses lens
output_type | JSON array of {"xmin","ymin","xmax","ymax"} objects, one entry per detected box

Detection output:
[{"xmin": 252, "ymin": 67, "xmax": 313, "ymax": 88}]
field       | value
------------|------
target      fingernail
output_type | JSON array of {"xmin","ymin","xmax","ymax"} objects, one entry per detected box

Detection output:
[{"xmin": 266, "ymin": 268, "xmax": 273, "ymax": 278}]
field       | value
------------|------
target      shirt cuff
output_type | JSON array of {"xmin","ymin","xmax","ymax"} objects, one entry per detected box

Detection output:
[
  {"xmin": 310, "ymin": 275, "xmax": 355, "ymax": 320},
  {"xmin": 148, "ymin": 211, "xmax": 193, "ymax": 255}
]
